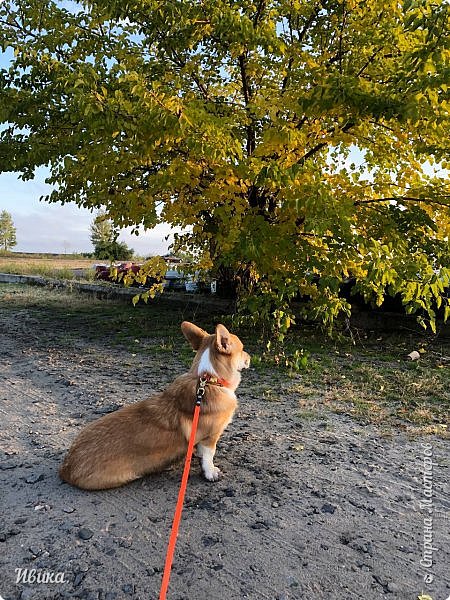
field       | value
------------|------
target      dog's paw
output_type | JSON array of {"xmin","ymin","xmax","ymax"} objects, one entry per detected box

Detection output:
[{"xmin": 203, "ymin": 466, "xmax": 222, "ymax": 482}]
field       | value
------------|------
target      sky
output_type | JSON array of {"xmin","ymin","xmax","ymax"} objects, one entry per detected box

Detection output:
[{"xmin": 0, "ymin": 169, "xmax": 173, "ymax": 255}]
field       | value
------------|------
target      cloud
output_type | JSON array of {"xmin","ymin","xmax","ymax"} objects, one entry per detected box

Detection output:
[
  {"xmin": 10, "ymin": 205, "xmax": 174, "ymax": 255},
  {"xmin": 0, "ymin": 171, "xmax": 175, "ymax": 255},
  {"xmin": 12, "ymin": 206, "xmax": 91, "ymax": 253}
]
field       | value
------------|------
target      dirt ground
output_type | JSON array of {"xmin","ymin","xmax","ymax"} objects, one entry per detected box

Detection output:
[{"xmin": 0, "ymin": 285, "xmax": 449, "ymax": 600}]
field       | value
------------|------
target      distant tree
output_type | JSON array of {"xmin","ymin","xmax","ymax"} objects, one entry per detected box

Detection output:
[
  {"xmin": 94, "ymin": 239, "xmax": 134, "ymax": 261},
  {"xmin": 90, "ymin": 211, "xmax": 133, "ymax": 260},
  {"xmin": 90, "ymin": 211, "xmax": 115, "ymax": 248},
  {"xmin": 0, "ymin": 210, "xmax": 17, "ymax": 252}
]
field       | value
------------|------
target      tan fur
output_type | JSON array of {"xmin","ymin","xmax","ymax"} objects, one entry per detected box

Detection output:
[{"xmin": 59, "ymin": 322, "xmax": 250, "ymax": 490}]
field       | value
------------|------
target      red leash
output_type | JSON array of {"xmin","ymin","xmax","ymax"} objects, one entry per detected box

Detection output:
[{"xmin": 159, "ymin": 377, "xmax": 207, "ymax": 600}]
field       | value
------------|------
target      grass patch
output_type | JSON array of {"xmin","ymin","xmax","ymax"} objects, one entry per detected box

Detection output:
[
  {"xmin": 0, "ymin": 282, "xmax": 448, "ymax": 435},
  {"xmin": 0, "ymin": 262, "xmax": 76, "ymax": 279},
  {"xmin": 283, "ymin": 330, "xmax": 449, "ymax": 434},
  {"xmin": 0, "ymin": 255, "xmax": 94, "ymax": 280},
  {"xmin": 0, "ymin": 283, "xmax": 222, "ymax": 345}
]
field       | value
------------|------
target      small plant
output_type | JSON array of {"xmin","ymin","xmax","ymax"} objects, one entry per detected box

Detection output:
[
  {"xmin": 158, "ymin": 339, "xmax": 175, "ymax": 352},
  {"xmin": 249, "ymin": 354, "xmax": 264, "ymax": 370},
  {"xmin": 266, "ymin": 341, "xmax": 309, "ymax": 373},
  {"xmin": 274, "ymin": 348, "xmax": 309, "ymax": 373},
  {"xmin": 256, "ymin": 340, "xmax": 309, "ymax": 374}
]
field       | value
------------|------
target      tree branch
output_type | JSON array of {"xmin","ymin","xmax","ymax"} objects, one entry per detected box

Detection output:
[
  {"xmin": 281, "ymin": 3, "xmax": 322, "ymax": 94},
  {"xmin": 297, "ymin": 4, "xmax": 321, "ymax": 43},
  {"xmin": 239, "ymin": 53, "xmax": 255, "ymax": 156},
  {"xmin": 296, "ymin": 121, "xmax": 354, "ymax": 165},
  {"xmin": 281, "ymin": 56, "xmax": 294, "ymax": 93},
  {"xmin": 368, "ymin": 120, "xmax": 396, "ymax": 133},
  {"xmin": 338, "ymin": 1, "xmax": 347, "ymax": 74},
  {"xmin": 0, "ymin": 17, "xmax": 40, "ymax": 40},
  {"xmin": 238, "ymin": 54, "xmax": 251, "ymax": 105},
  {"xmin": 356, "ymin": 46, "xmax": 383, "ymax": 78},
  {"xmin": 158, "ymin": 40, "xmax": 211, "ymax": 101},
  {"xmin": 253, "ymin": 0, "xmax": 266, "ymax": 27},
  {"xmin": 355, "ymin": 196, "xmax": 450, "ymax": 208}
]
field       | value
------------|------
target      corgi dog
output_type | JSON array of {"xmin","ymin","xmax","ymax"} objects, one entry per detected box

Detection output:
[{"xmin": 59, "ymin": 322, "xmax": 250, "ymax": 490}]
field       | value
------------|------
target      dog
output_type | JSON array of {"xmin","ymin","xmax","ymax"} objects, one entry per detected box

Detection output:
[{"xmin": 59, "ymin": 321, "xmax": 250, "ymax": 490}]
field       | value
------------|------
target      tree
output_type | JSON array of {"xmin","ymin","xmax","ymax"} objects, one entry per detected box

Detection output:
[
  {"xmin": 94, "ymin": 239, "xmax": 134, "ymax": 261},
  {"xmin": 90, "ymin": 212, "xmax": 133, "ymax": 260},
  {"xmin": 0, "ymin": 0, "xmax": 449, "ymax": 333},
  {"xmin": 90, "ymin": 211, "xmax": 115, "ymax": 249},
  {"xmin": 0, "ymin": 210, "xmax": 17, "ymax": 252}
]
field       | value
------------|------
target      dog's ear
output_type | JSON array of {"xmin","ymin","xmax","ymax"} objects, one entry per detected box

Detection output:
[
  {"xmin": 181, "ymin": 322, "xmax": 209, "ymax": 350},
  {"xmin": 215, "ymin": 324, "xmax": 233, "ymax": 355}
]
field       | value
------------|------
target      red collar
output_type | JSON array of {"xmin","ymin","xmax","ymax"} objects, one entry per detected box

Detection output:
[{"xmin": 200, "ymin": 373, "xmax": 231, "ymax": 389}]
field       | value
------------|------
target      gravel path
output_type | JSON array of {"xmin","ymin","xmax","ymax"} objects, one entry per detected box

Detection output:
[{"xmin": 0, "ymin": 300, "xmax": 449, "ymax": 600}]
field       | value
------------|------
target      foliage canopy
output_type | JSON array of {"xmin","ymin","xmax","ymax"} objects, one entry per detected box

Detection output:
[{"xmin": 1, "ymin": 0, "xmax": 449, "ymax": 332}]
